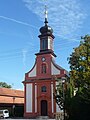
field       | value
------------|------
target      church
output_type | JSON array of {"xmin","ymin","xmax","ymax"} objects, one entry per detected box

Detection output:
[{"xmin": 23, "ymin": 7, "xmax": 68, "ymax": 119}]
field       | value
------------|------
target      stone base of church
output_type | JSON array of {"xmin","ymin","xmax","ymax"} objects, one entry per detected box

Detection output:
[{"xmin": 24, "ymin": 113, "xmax": 55, "ymax": 119}]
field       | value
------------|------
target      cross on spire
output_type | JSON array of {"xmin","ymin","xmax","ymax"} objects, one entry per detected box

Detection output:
[
  {"xmin": 44, "ymin": 5, "xmax": 48, "ymax": 25},
  {"xmin": 45, "ymin": 5, "xmax": 48, "ymax": 19}
]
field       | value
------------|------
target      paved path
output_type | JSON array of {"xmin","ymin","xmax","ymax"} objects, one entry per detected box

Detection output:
[{"xmin": 3, "ymin": 118, "xmax": 55, "ymax": 120}]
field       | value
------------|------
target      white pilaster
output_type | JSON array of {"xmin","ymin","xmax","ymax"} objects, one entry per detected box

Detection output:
[
  {"xmin": 26, "ymin": 84, "xmax": 32, "ymax": 112},
  {"xmin": 35, "ymin": 84, "xmax": 37, "ymax": 113},
  {"xmin": 51, "ymin": 83, "xmax": 54, "ymax": 113}
]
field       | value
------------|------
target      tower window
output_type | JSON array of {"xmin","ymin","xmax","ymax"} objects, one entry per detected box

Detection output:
[
  {"xmin": 42, "ymin": 64, "xmax": 46, "ymax": 73},
  {"xmin": 41, "ymin": 39, "xmax": 48, "ymax": 50},
  {"xmin": 41, "ymin": 86, "xmax": 47, "ymax": 92}
]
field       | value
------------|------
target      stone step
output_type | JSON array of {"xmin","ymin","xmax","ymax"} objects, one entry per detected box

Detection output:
[{"xmin": 36, "ymin": 116, "xmax": 55, "ymax": 120}]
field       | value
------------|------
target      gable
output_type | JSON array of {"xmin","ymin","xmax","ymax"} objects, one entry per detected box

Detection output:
[
  {"xmin": 28, "ymin": 64, "xmax": 36, "ymax": 77},
  {"xmin": 51, "ymin": 62, "xmax": 60, "ymax": 75}
]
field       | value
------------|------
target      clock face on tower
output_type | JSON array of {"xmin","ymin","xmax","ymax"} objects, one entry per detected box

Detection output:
[{"xmin": 42, "ymin": 57, "xmax": 46, "ymax": 61}]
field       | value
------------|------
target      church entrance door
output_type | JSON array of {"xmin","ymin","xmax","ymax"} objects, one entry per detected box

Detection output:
[{"xmin": 41, "ymin": 100, "xmax": 48, "ymax": 116}]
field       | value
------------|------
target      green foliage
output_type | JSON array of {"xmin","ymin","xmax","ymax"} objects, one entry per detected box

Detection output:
[
  {"xmin": 54, "ymin": 78, "xmax": 64, "ymax": 110},
  {"xmin": 55, "ymin": 35, "xmax": 90, "ymax": 120},
  {"xmin": 68, "ymin": 87, "xmax": 90, "ymax": 120},
  {"xmin": 54, "ymin": 77, "xmax": 70, "ymax": 117},
  {"xmin": 67, "ymin": 35, "xmax": 90, "ymax": 120},
  {"xmin": 0, "ymin": 82, "xmax": 12, "ymax": 88},
  {"xmin": 68, "ymin": 35, "xmax": 90, "ymax": 91}
]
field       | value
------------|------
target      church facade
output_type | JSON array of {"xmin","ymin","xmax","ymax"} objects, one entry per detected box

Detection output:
[{"xmin": 23, "ymin": 9, "xmax": 68, "ymax": 118}]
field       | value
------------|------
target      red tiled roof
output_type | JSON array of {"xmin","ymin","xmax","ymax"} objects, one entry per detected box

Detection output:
[
  {"xmin": 0, "ymin": 88, "xmax": 24, "ymax": 104},
  {"xmin": 0, "ymin": 87, "xmax": 24, "ymax": 98}
]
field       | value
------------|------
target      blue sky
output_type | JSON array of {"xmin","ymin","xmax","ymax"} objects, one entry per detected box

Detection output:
[{"xmin": 0, "ymin": 0, "xmax": 90, "ymax": 90}]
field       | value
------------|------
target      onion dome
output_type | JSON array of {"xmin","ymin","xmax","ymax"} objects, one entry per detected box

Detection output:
[{"xmin": 40, "ymin": 20, "xmax": 53, "ymax": 35}]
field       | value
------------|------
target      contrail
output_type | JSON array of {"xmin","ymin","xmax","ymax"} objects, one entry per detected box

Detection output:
[{"xmin": 0, "ymin": 15, "xmax": 38, "ymax": 29}]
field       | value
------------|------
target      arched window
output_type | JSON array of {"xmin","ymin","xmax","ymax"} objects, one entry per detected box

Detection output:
[
  {"xmin": 41, "ymin": 86, "xmax": 47, "ymax": 92},
  {"xmin": 42, "ymin": 64, "xmax": 46, "ymax": 73},
  {"xmin": 41, "ymin": 39, "xmax": 48, "ymax": 50}
]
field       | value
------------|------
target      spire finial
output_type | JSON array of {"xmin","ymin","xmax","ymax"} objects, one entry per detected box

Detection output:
[
  {"xmin": 45, "ymin": 5, "xmax": 48, "ymax": 19},
  {"xmin": 44, "ymin": 5, "xmax": 48, "ymax": 25}
]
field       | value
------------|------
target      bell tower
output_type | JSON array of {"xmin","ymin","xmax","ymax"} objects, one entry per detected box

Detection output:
[{"xmin": 36, "ymin": 6, "xmax": 56, "ymax": 57}]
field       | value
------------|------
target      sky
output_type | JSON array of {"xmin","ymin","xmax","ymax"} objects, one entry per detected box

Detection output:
[{"xmin": 0, "ymin": 0, "xmax": 90, "ymax": 90}]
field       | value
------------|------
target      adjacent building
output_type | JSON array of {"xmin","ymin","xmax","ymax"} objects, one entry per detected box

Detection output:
[{"xmin": 0, "ymin": 87, "xmax": 24, "ymax": 117}]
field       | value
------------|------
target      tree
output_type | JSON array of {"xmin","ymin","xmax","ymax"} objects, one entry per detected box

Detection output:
[
  {"xmin": 69, "ymin": 35, "xmax": 90, "ymax": 91},
  {"xmin": 54, "ymin": 77, "xmax": 70, "ymax": 120},
  {"xmin": 0, "ymin": 82, "xmax": 12, "ymax": 88},
  {"xmin": 54, "ymin": 35, "xmax": 90, "ymax": 120},
  {"xmin": 68, "ymin": 35, "xmax": 90, "ymax": 120}
]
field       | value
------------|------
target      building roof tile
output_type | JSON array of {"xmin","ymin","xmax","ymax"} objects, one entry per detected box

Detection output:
[{"xmin": 0, "ymin": 88, "xmax": 24, "ymax": 104}]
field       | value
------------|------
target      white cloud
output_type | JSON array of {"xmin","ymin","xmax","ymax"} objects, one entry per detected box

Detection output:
[{"xmin": 23, "ymin": 0, "xmax": 86, "ymax": 40}]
